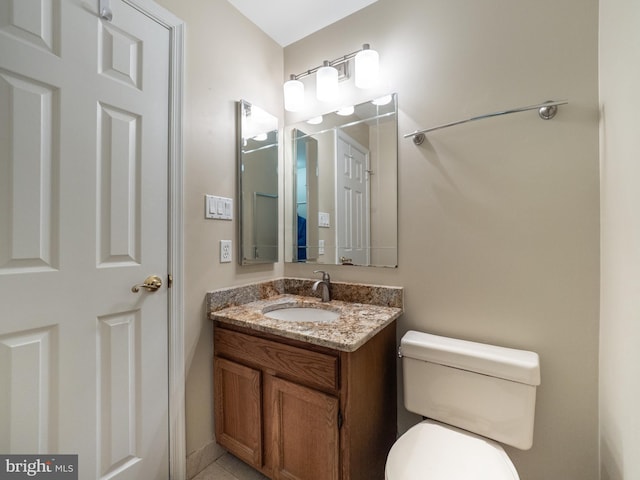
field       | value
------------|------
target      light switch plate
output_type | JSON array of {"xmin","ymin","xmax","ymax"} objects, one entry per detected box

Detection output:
[
  {"xmin": 220, "ymin": 240, "xmax": 232, "ymax": 263},
  {"xmin": 205, "ymin": 195, "xmax": 233, "ymax": 220},
  {"xmin": 318, "ymin": 212, "xmax": 330, "ymax": 228}
]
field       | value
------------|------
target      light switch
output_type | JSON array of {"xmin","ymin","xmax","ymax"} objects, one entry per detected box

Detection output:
[
  {"xmin": 205, "ymin": 194, "xmax": 233, "ymax": 220},
  {"xmin": 319, "ymin": 212, "xmax": 330, "ymax": 228}
]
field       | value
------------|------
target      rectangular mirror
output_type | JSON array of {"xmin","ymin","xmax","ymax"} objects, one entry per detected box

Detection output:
[
  {"xmin": 237, "ymin": 100, "xmax": 279, "ymax": 265},
  {"xmin": 284, "ymin": 94, "xmax": 398, "ymax": 267}
]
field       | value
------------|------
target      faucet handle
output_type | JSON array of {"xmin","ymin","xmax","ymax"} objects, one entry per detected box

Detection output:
[{"xmin": 313, "ymin": 270, "xmax": 330, "ymax": 282}]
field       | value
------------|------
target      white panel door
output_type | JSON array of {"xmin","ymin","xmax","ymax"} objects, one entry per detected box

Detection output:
[
  {"xmin": 335, "ymin": 131, "xmax": 370, "ymax": 266},
  {"xmin": 0, "ymin": 1, "xmax": 171, "ymax": 479}
]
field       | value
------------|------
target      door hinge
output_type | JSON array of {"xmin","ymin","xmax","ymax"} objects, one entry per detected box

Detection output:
[
  {"xmin": 99, "ymin": 0, "xmax": 113, "ymax": 21},
  {"xmin": 167, "ymin": 274, "xmax": 173, "ymax": 289},
  {"xmin": 338, "ymin": 410, "xmax": 343, "ymax": 430}
]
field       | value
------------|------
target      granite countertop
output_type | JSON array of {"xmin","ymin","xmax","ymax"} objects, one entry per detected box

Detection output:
[{"xmin": 211, "ymin": 293, "xmax": 402, "ymax": 352}]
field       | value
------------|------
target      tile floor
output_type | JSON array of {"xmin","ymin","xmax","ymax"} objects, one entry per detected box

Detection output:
[{"xmin": 193, "ymin": 453, "xmax": 269, "ymax": 480}]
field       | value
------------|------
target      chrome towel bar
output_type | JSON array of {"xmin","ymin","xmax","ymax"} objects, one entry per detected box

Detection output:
[{"xmin": 405, "ymin": 99, "xmax": 568, "ymax": 145}]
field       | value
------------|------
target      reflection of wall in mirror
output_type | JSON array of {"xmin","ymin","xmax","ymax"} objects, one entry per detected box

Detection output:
[
  {"xmin": 370, "ymin": 119, "xmax": 397, "ymax": 266},
  {"xmin": 295, "ymin": 131, "xmax": 319, "ymax": 261},
  {"xmin": 242, "ymin": 147, "xmax": 278, "ymax": 261},
  {"xmin": 316, "ymin": 130, "xmax": 336, "ymax": 261}
]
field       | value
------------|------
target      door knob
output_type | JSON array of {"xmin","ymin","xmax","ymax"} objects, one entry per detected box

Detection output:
[{"xmin": 131, "ymin": 275, "xmax": 163, "ymax": 293}]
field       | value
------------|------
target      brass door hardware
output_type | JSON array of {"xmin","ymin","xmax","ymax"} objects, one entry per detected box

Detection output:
[{"xmin": 131, "ymin": 275, "xmax": 163, "ymax": 293}]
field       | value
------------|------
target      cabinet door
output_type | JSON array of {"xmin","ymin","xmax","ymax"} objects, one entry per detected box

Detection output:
[
  {"xmin": 214, "ymin": 357, "xmax": 262, "ymax": 468},
  {"xmin": 267, "ymin": 376, "xmax": 340, "ymax": 480}
]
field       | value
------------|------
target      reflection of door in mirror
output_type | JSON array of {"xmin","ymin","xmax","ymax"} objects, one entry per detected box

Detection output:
[
  {"xmin": 336, "ymin": 130, "xmax": 370, "ymax": 266},
  {"xmin": 241, "ymin": 145, "xmax": 278, "ymax": 263},
  {"xmin": 294, "ymin": 129, "xmax": 319, "ymax": 262}
]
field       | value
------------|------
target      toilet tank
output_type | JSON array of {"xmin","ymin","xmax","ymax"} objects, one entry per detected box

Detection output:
[{"xmin": 400, "ymin": 331, "xmax": 541, "ymax": 450}]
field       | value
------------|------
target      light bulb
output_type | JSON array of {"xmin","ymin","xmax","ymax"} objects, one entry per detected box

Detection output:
[
  {"xmin": 284, "ymin": 75, "xmax": 304, "ymax": 112},
  {"xmin": 355, "ymin": 44, "xmax": 379, "ymax": 89},
  {"xmin": 316, "ymin": 61, "xmax": 339, "ymax": 102}
]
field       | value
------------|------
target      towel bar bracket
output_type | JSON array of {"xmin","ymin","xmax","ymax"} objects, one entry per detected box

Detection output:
[{"xmin": 538, "ymin": 103, "xmax": 558, "ymax": 120}]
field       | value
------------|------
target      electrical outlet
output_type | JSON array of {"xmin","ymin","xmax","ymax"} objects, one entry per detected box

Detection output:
[{"xmin": 220, "ymin": 240, "xmax": 232, "ymax": 263}]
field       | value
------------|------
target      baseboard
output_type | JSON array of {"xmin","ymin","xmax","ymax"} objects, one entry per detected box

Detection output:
[{"xmin": 186, "ymin": 439, "xmax": 225, "ymax": 480}]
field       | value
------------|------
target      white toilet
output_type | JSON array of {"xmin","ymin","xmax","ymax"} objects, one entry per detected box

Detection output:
[{"xmin": 385, "ymin": 330, "xmax": 541, "ymax": 480}]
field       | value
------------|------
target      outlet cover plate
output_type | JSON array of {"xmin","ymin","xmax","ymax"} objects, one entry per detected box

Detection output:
[{"xmin": 220, "ymin": 240, "xmax": 232, "ymax": 263}]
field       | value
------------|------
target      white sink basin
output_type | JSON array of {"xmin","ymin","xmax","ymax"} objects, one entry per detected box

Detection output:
[{"xmin": 263, "ymin": 306, "xmax": 340, "ymax": 323}]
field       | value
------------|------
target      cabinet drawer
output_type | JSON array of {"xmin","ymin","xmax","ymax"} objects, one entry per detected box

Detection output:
[{"xmin": 215, "ymin": 327, "xmax": 339, "ymax": 392}]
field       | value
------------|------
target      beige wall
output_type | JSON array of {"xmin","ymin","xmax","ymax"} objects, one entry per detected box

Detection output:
[
  {"xmin": 154, "ymin": 0, "xmax": 284, "ymax": 454},
  {"xmin": 157, "ymin": 0, "xmax": 602, "ymax": 478},
  {"xmin": 599, "ymin": 0, "xmax": 640, "ymax": 478},
  {"xmin": 284, "ymin": 1, "xmax": 600, "ymax": 479}
]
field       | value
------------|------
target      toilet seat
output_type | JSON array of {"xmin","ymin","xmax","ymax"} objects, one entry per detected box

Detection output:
[{"xmin": 385, "ymin": 420, "xmax": 519, "ymax": 480}]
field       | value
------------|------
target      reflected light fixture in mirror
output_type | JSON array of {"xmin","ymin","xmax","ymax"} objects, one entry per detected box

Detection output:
[
  {"xmin": 336, "ymin": 105, "xmax": 354, "ymax": 116},
  {"xmin": 372, "ymin": 94, "xmax": 393, "ymax": 106},
  {"xmin": 283, "ymin": 44, "xmax": 379, "ymax": 112}
]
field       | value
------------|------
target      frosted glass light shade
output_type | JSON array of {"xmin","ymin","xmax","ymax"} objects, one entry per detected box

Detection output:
[
  {"xmin": 316, "ymin": 61, "xmax": 339, "ymax": 102},
  {"xmin": 284, "ymin": 76, "xmax": 304, "ymax": 112},
  {"xmin": 355, "ymin": 44, "xmax": 379, "ymax": 89}
]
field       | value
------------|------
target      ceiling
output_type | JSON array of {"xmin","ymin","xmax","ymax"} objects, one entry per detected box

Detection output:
[{"xmin": 226, "ymin": 0, "xmax": 379, "ymax": 47}]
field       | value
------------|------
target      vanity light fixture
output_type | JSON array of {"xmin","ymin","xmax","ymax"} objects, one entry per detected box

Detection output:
[
  {"xmin": 306, "ymin": 115, "xmax": 323, "ymax": 125},
  {"xmin": 283, "ymin": 75, "xmax": 305, "ymax": 112},
  {"xmin": 316, "ymin": 61, "xmax": 339, "ymax": 102},
  {"xmin": 355, "ymin": 44, "xmax": 379, "ymax": 89},
  {"xmin": 283, "ymin": 44, "xmax": 379, "ymax": 112}
]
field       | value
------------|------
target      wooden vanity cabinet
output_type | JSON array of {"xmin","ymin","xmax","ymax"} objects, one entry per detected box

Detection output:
[{"xmin": 213, "ymin": 321, "xmax": 397, "ymax": 480}]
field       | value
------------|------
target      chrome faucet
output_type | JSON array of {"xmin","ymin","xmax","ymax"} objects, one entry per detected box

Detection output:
[{"xmin": 312, "ymin": 270, "xmax": 331, "ymax": 302}]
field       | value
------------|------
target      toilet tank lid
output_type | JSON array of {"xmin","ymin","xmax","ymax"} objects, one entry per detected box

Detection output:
[{"xmin": 401, "ymin": 331, "xmax": 540, "ymax": 386}]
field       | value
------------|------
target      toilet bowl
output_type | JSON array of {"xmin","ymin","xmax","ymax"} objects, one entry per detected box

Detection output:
[
  {"xmin": 385, "ymin": 420, "xmax": 518, "ymax": 480},
  {"xmin": 385, "ymin": 331, "xmax": 540, "ymax": 480}
]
